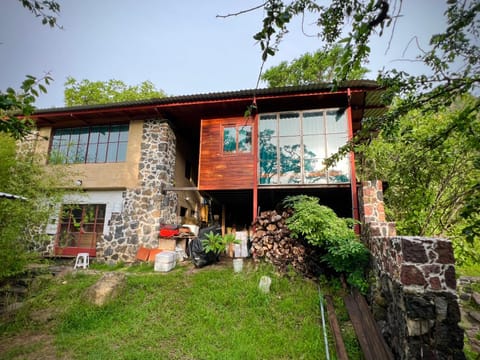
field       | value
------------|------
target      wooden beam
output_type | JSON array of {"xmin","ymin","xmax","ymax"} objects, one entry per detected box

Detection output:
[{"xmin": 325, "ymin": 295, "xmax": 349, "ymax": 360}]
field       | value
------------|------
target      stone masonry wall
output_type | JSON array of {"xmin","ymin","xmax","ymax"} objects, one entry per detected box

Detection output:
[
  {"xmin": 97, "ymin": 119, "xmax": 177, "ymax": 263},
  {"xmin": 361, "ymin": 181, "xmax": 465, "ymax": 359}
]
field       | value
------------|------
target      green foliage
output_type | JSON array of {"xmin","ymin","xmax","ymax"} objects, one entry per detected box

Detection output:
[
  {"xmin": 359, "ymin": 95, "xmax": 479, "ymax": 265},
  {"xmin": 17, "ymin": 0, "xmax": 61, "ymax": 28},
  {"xmin": 251, "ymin": 0, "xmax": 479, "ymax": 170},
  {"xmin": 201, "ymin": 231, "xmax": 225, "ymax": 255},
  {"xmin": 0, "ymin": 75, "xmax": 52, "ymax": 139},
  {"xmin": 283, "ymin": 195, "xmax": 370, "ymax": 291},
  {"xmin": 201, "ymin": 231, "xmax": 240, "ymax": 256},
  {"xmin": 0, "ymin": 133, "xmax": 76, "ymax": 280},
  {"xmin": 2, "ymin": 2, "xmax": 59, "ymax": 139},
  {"xmin": 64, "ymin": 77, "xmax": 166, "ymax": 106},
  {"xmin": 262, "ymin": 45, "xmax": 369, "ymax": 87}
]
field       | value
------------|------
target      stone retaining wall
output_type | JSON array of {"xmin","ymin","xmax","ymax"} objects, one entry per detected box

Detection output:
[
  {"xmin": 97, "ymin": 119, "xmax": 177, "ymax": 263},
  {"xmin": 361, "ymin": 181, "xmax": 465, "ymax": 359}
]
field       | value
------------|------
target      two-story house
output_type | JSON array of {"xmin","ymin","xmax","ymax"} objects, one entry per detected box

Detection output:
[{"xmin": 31, "ymin": 81, "xmax": 385, "ymax": 263}]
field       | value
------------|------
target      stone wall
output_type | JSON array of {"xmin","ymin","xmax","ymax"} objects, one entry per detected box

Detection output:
[
  {"xmin": 98, "ymin": 119, "xmax": 177, "ymax": 263},
  {"xmin": 361, "ymin": 181, "xmax": 465, "ymax": 359}
]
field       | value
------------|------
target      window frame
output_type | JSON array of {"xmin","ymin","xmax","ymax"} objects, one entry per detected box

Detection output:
[
  {"xmin": 49, "ymin": 124, "xmax": 129, "ymax": 164},
  {"xmin": 56, "ymin": 203, "xmax": 106, "ymax": 249},
  {"xmin": 258, "ymin": 108, "xmax": 350, "ymax": 185},
  {"xmin": 222, "ymin": 124, "xmax": 252, "ymax": 154}
]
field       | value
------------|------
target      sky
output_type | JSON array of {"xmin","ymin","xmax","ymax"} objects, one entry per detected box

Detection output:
[{"xmin": 0, "ymin": 0, "xmax": 447, "ymax": 109}]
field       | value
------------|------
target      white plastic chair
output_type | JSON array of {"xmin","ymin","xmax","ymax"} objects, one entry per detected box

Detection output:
[{"xmin": 74, "ymin": 253, "xmax": 90, "ymax": 269}]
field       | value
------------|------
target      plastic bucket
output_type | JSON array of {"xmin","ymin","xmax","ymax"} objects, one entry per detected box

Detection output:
[{"xmin": 233, "ymin": 258, "xmax": 243, "ymax": 273}]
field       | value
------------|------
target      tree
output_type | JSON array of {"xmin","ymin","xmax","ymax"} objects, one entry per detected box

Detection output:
[
  {"xmin": 1, "ymin": 1, "xmax": 60, "ymax": 139},
  {"xmin": 0, "ymin": 75, "xmax": 52, "ymax": 139},
  {"xmin": 64, "ymin": 77, "xmax": 166, "ymax": 106},
  {"xmin": 238, "ymin": 0, "xmax": 479, "ymax": 236},
  {"xmin": 359, "ymin": 95, "xmax": 479, "ymax": 265},
  {"xmin": 0, "ymin": 133, "xmax": 76, "ymax": 279},
  {"xmin": 231, "ymin": 0, "xmax": 479, "ymax": 142},
  {"xmin": 261, "ymin": 45, "xmax": 369, "ymax": 87},
  {"xmin": 17, "ymin": 0, "xmax": 61, "ymax": 28}
]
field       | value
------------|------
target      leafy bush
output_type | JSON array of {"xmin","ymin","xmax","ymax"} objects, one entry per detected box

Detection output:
[
  {"xmin": 0, "ymin": 132, "xmax": 75, "ymax": 280},
  {"xmin": 201, "ymin": 232, "xmax": 240, "ymax": 256},
  {"xmin": 283, "ymin": 195, "xmax": 370, "ymax": 291}
]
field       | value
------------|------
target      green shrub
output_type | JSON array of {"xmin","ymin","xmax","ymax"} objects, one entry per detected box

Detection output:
[
  {"xmin": 283, "ymin": 195, "xmax": 370, "ymax": 291},
  {"xmin": 202, "ymin": 231, "xmax": 240, "ymax": 256}
]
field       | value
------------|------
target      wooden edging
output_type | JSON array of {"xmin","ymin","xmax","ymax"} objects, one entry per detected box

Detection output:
[{"xmin": 325, "ymin": 295, "xmax": 349, "ymax": 360}]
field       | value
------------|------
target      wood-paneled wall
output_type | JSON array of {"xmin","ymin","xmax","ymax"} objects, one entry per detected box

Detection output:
[{"xmin": 199, "ymin": 117, "xmax": 255, "ymax": 190}]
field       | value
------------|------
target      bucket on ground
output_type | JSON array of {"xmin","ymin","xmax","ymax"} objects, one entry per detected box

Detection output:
[{"xmin": 233, "ymin": 258, "xmax": 243, "ymax": 273}]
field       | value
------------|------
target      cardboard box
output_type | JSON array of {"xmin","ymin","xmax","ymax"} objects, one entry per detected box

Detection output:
[
  {"xmin": 158, "ymin": 237, "xmax": 187, "ymax": 251},
  {"xmin": 158, "ymin": 238, "xmax": 176, "ymax": 251}
]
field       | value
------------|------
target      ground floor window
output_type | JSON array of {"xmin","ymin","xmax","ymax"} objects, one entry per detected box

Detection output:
[{"xmin": 56, "ymin": 204, "xmax": 106, "ymax": 249}]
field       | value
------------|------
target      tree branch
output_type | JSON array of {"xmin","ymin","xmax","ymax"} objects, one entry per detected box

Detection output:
[{"xmin": 216, "ymin": 2, "xmax": 266, "ymax": 18}]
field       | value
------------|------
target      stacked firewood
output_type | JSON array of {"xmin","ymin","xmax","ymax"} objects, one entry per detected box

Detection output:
[{"xmin": 251, "ymin": 209, "xmax": 310, "ymax": 274}]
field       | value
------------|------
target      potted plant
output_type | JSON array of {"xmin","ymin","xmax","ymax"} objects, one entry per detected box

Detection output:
[
  {"xmin": 201, "ymin": 232, "xmax": 240, "ymax": 261},
  {"xmin": 201, "ymin": 231, "xmax": 225, "ymax": 260}
]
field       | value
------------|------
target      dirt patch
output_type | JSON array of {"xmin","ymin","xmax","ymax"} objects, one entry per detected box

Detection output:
[{"xmin": 0, "ymin": 332, "xmax": 67, "ymax": 360}]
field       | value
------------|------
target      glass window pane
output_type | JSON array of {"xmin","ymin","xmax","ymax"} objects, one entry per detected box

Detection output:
[
  {"xmin": 117, "ymin": 142, "xmax": 127, "ymax": 161},
  {"xmin": 96, "ymin": 143, "xmax": 107, "ymax": 162},
  {"xmin": 86, "ymin": 143, "xmax": 97, "ymax": 163},
  {"xmin": 328, "ymin": 157, "xmax": 350, "ymax": 184},
  {"xmin": 223, "ymin": 127, "xmax": 236, "ymax": 153},
  {"xmin": 327, "ymin": 133, "xmax": 349, "ymax": 156},
  {"xmin": 118, "ymin": 125, "xmax": 129, "ymax": 141},
  {"xmin": 106, "ymin": 142, "xmax": 118, "ymax": 162},
  {"xmin": 97, "ymin": 126, "xmax": 109, "ymax": 143},
  {"xmin": 303, "ymin": 134, "xmax": 325, "ymax": 159},
  {"xmin": 259, "ymin": 136, "xmax": 277, "ymax": 162},
  {"xmin": 326, "ymin": 109, "xmax": 347, "ymax": 133},
  {"xmin": 303, "ymin": 111, "xmax": 325, "ymax": 134},
  {"xmin": 279, "ymin": 136, "xmax": 301, "ymax": 184},
  {"xmin": 279, "ymin": 112, "xmax": 300, "ymax": 136},
  {"xmin": 238, "ymin": 126, "xmax": 252, "ymax": 152},
  {"xmin": 259, "ymin": 160, "xmax": 278, "ymax": 184},
  {"xmin": 75, "ymin": 144, "xmax": 87, "ymax": 163},
  {"xmin": 109, "ymin": 126, "xmax": 120, "ymax": 142},
  {"xmin": 259, "ymin": 114, "xmax": 277, "ymax": 136},
  {"xmin": 78, "ymin": 128, "xmax": 89, "ymax": 144},
  {"xmin": 89, "ymin": 130, "xmax": 99, "ymax": 144},
  {"xmin": 304, "ymin": 158, "xmax": 328, "ymax": 184}
]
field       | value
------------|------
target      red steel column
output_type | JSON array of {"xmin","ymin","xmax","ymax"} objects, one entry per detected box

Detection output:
[
  {"xmin": 346, "ymin": 88, "xmax": 360, "ymax": 234},
  {"xmin": 252, "ymin": 105, "xmax": 259, "ymax": 222}
]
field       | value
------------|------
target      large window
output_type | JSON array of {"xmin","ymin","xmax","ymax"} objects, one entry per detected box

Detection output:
[
  {"xmin": 259, "ymin": 109, "xmax": 350, "ymax": 185},
  {"xmin": 57, "ymin": 204, "xmax": 106, "ymax": 248},
  {"xmin": 223, "ymin": 125, "xmax": 252, "ymax": 153},
  {"xmin": 50, "ymin": 124, "xmax": 129, "ymax": 164}
]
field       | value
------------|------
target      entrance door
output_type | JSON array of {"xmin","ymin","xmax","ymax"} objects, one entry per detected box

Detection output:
[{"xmin": 54, "ymin": 204, "xmax": 106, "ymax": 257}]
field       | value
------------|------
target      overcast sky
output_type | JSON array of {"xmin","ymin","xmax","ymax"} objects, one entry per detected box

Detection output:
[{"xmin": 0, "ymin": 0, "xmax": 446, "ymax": 109}]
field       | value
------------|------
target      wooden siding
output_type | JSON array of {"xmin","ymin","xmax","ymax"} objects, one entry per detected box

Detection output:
[{"xmin": 199, "ymin": 117, "xmax": 254, "ymax": 190}]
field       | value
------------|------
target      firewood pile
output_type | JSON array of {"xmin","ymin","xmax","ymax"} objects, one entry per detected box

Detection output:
[{"xmin": 251, "ymin": 209, "xmax": 321, "ymax": 276}]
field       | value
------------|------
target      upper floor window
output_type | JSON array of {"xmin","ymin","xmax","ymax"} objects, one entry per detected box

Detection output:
[
  {"xmin": 223, "ymin": 125, "xmax": 252, "ymax": 153},
  {"xmin": 259, "ymin": 109, "xmax": 350, "ymax": 185},
  {"xmin": 49, "ymin": 124, "xmax": 129, "ymax": 164}
]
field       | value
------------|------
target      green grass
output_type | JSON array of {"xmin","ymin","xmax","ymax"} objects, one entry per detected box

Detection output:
[
  {"xmin": 456, "ymin": 263, "xmax": 480, "ymax": 277},
  {"xmin": 0, "ymin": 260, "xmax": 361, "ymax": 359}
]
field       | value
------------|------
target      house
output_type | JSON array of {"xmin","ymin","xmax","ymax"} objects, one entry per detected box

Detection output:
[{"xmin": 31, "ymin": 81, "xmax": 385, "ymax": 263}]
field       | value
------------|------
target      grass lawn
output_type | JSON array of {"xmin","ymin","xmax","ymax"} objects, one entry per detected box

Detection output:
[{"xmin": 0, "ymin": 259, "xmax": 361, "ymax": 359}]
